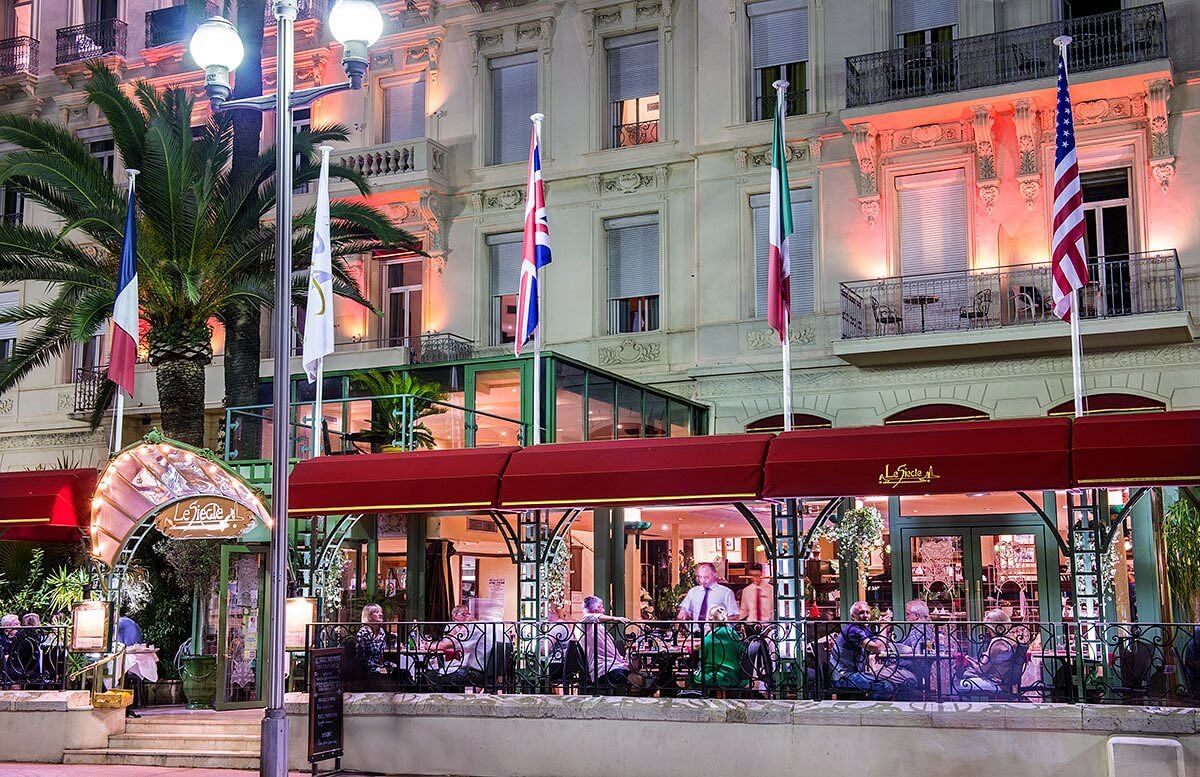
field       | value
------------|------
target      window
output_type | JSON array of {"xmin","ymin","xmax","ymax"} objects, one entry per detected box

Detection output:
[
  {"xmin": 0, "ymin": 185, "xmax": 23, "ymax": 225},
  {"xmin": 1062, "ymin": 0, "xmax": 1121, "ymax": 19},
  {"xmin": 606, "ymin": 32, "xmax": 659, "ymax": 148},
  {"xmin": 489, "ymin": 52, "xmax": 538, "ymax": 165},
  {"xmin": 383, "ymin": 75, "xmax": 426, "ymax": 143},
  {"xmin": 605, "ymin": 214, "xmax": 660, "ymax": 334},
  {"xmin": 381, "ymin": 255, "xmax": 423, "ymax": 348},
  {"xmin": 748, "ymin": 0, "xmax": 808, "ymax": 120},
  {"xmin": 6, "ymin": 0, "xmax": 31, "ymax": 38},
  {"xmin": 70, "ymin": 325, "xmax": 105, "ymax": 379},
  {"xmin": 1081, "ymin": 168, "xmax": 1133, "ymax": 316},
  {"xmin": 89, "ymin": 138, "xmax": 115, "ymax": 178},
  {"xmin": 893, "ymin": 0, "xmax": 956, "ymax": 46},
  {"xmin": 896, "ymin": 169, "xmax": 968, "ymax": 277},
  {"xmin": 486, "ymin": 232, "xmax": 522, "ymax": 346},
  {"xmin": 84, "ymin": 0, "xmax": 119, "ymax": 23},
  {"xmin": 0, "ymin": 290, "xmax": 16, "ymax": 361},
  {"xmin": 751, "ymin": 188, "xmax": 814, "ymax": 317}
]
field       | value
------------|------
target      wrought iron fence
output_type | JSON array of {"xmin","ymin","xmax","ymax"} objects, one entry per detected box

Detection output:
[
  {"xmin": 0, "ymin": 625, "xmax": 69, "ymax": 690},
  {"xmin": 73, "ymin": 366, "xmax": 107, "ymax": 415},
  {"xmin": 611, "ymin": 119, "xmax": 659, "ymax": 149},
  {"xmin": 840, "ymin": 251, "xmax": 1183, "ymax": 339},
  {"xmin": 845, "ymin": 4, "xmax": 1167, "ymax": 107},
  {"xmin": 307, "ymin": 619, "xmax": 1200, "ymax": 705},
  {"xmin": 145, "ymin": 1, "xmax": 218, "ymax": 49},
  {"xmin": 56, "ymin": 19, "xmax": 127, "ymax": 65},
  {"xmin": 268, "ymin": 331, "xmax": 475, "ymax": 362},
  {"xmin": 0, "ymin": 36, "xmax": 38, "ymax": 76}
]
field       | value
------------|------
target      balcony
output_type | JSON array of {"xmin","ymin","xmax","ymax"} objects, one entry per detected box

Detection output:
[
  {"xmin": 145, "ymin": 2, "xmax": 216, "ymax": 49},
  {"xmin": 56, "ymin": 19, "xmax": 127, "ymax": 65},
  {"xmin": 835, "ymin": 251, "xmax": 1192, "ymax": 366},
  {"xmin": 845, "ymin": 4, "xmax": 1167, "ymax": 109},
  {"xmin": 335, "ymin": 138, "xmax": 449, "ymax": 191},
  {"xmin": 0, "ymin": 36, "xmax": 37, "ymax": 77}
]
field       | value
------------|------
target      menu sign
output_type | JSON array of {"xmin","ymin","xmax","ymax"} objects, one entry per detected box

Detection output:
[{"xmin": 307, "ymin": 647, "xmax": 344, "ymax": 764}]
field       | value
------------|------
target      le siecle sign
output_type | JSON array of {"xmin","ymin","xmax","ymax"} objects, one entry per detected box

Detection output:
[{"xmin": 154, "ymin": 496, "xmax": 257, "ymax": 540}]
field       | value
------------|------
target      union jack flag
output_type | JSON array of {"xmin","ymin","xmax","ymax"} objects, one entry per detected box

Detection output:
[
  {"xmin": 1051, "ymin": 44, "xmax": 1089, "ymax": 321},
  {"xmin": 516, "ymin": 119, "xmax": 551, "ymax": 354}
]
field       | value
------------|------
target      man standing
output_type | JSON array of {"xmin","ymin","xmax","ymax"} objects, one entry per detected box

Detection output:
[
  {"xmin": 739, "ymin": 564, "xmax": 773, "ymax": 623},
  {"xmin": 677, "ymin": 562, "xmax": 739, "ymax": 623}
]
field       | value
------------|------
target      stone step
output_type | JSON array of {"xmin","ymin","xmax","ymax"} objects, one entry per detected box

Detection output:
[
  {"xmin": 63, "ymin": 748, "xmax": 260, "ymax": 770},
  {"xmin": 124, "ymin": 718, "xmax": 262, "ymax": 736},
  {"xmin": 107, "ymin": 732, "xmax": 261, "ymax": 753}
]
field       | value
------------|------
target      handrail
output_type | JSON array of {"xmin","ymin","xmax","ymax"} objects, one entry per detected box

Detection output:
[{"xmin": 68, "ymin": 644, "xmax": 127, "ymax": 703}]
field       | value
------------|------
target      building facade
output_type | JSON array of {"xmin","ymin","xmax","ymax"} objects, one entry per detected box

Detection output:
[{"xmin": 0, "ymin": 0, "xmax": 1196, "ymax": 468}]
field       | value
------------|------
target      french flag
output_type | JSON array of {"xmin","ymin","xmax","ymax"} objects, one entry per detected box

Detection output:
[{"xmin": 108, "ymin": 171, "xmax": 138, "ymax": 396}]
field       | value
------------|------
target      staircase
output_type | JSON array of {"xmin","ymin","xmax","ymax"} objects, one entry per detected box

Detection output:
[{"xmin": 64, "ymin": 710, "xmax": 262, "ymax": 769}]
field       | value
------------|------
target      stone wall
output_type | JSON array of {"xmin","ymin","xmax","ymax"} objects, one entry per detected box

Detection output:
[
  {"xmin": 0, "ymin": 691, "xmax": 124, "ymax": 763},
  {"xmin": 284, "ymin": 693, "xmax": 1199, "ymax": 777}
]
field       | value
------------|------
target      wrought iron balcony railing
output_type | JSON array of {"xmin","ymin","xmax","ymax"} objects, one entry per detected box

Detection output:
[
  {"xmin": 840, "ymin": 250, "xmax": 1183, "ymax": 340},
  {"xmin": 0, "ymin": 36, "xmax": 38, "ymax": 76},
  {"xmin": 73, "ymin": 365, "xmax": 107, "ymax": 414},
  {"xmin": 611, "ymin": 119, "xmax": 660, "ymax": 149},
  {"xmin": 845, "ymin": 4, "xmax": 1167, "ymax": 108},
  {"xmin": 145, "ymin": 1, "xmax": 217, "ymax": 49},
  {"xmin": 56, "ymin": 19, "xmax": 127, "ymax": 65}
]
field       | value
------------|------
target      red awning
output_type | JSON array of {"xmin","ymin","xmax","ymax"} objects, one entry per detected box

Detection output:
[
  {"xmin": 498, "ymin": 434, "xmax": 772, "ymax": 509},
  {"xmin": 763, "ymin": 418, "xmax": 1072, "ymax": 497},
  {"xmin": 0, "ymin": 468, "xmax": 96, "ymax": 543},
  {"xmin": 288, "ymin": 447, "xmax": 519, "ymax": 516},
  {"xmin": 1072, "ymin": 410, "xmax": 1200, "ymax": 487}
]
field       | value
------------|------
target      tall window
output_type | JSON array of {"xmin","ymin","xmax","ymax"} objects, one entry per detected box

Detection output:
[
  {"xmin": 605, "ymin": 215, "xmax": 659, "ymax": 335},
  {"xmin": 84, "ymin": 0, "xmax": 119, "ymax": 23},
  {"xmin": 1081, "ymin": 168, "xmax": 1133, "ymax": 316},
  {"xmin": 486, "ymin": 232, "xmax": 522, "ymax": 346},
  {"xmin": 6, "ymin": 0, "xmax": 31, "ymax": 37},
  {"xmin": 606, "ymin": 32, "xmax": 659, "ymax": 148},
  {"xmin": 381, "ymin": 255, "xmax": 423, "ymax": 348},
  {"xmin": 383, "ymin": 74, "xmax": 426, "ymax": 143},
  {"xmin": 1062, "ymin": 0, "xmax": 1121, "ymax": 19},
  {"xmin": 0, "ymin": 185, "xmax": 23, "ymax": 225},
  {"xmin": 0, "ymin": 290, "xmax": 16, "ymax": 361},
  {"xmin": 70, "ymin": 325, "xmax": 105, "ymax": 378},
  {"xmin": 89, "ymin": 138, "xmax": 115, "ymax": 178},
  {"xmin": 752, "ymin": 189, "xmax": 814, "ymax": 317},
  {"xmin": 895, "ymin": 169, "xmax": 968, "ymax": 333},
  {"xmin": 489, "ymin": 52, "xmax": 538, "ymax": 165},
  {"xmin": 894, "ymin": 0, "xmax": 956, "ymax": 46},
  {"xmin": 749, "ymin": 0, "xmax": 808, "ymax": 120}
]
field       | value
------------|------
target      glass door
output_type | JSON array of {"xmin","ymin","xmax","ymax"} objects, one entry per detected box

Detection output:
[
  {"xmin": 465, "ymin": 364, "xmax": 527, "ymax": 447},
  {"xmin": 216, "ymin": 545, "xmax": 268, "ymax": 710},
  {"xmin": 906, "ymin": 532, "xmax": 969, "ymax": 621},
  {"xmin": 1081, "ymin": 169, "xmax": 1133, "ymax": 317}
]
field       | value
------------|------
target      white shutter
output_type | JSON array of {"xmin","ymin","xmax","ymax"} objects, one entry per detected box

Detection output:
[
  {"xmin": 383, "ymin": 75, "xmax": 426, "ymax": 142},
  {"xmin": 606, "ymin": 215, "xmax": 660, "ymax": 299},
  {"xmin": 606, "ymin": 32, "xmax": 659, "ymax": 103},
  {"xmin": 751, "ymin": 190, "xmax": 815, "ymax": 317},
  {"xmin": 490, "ymin": 52, "xmax": 538, "ymax": 165},
  {"xmin": 0, "ymin": 290, "xmax": 17, "ymax": 341},
  {"xmin": 893, "ymin": 0, "xmax": 957, "ymax": 36},
  {"xmin": 896, "ymin": 169, "xmax": 968, "ymax": 277},
  {"xmin": 749, "ymin": 0, "xmax": 808, "ymax": 70},
  {"xmin": 487, "ymin": 232, "xmax": 523, "ymax": 298}
]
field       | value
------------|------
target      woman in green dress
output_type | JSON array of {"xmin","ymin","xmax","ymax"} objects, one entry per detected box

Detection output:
[{"xmin": 692, "ymin": 606, "xmax": 749, "ymax": 692}]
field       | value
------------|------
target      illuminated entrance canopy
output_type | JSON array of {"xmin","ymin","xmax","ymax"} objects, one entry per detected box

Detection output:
[{"xmin": 90, "ymin": 431, "xmax": 269, "ymax": 567}]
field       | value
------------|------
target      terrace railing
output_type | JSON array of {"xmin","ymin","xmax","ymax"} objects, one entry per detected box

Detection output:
[
  {"xmin": 306, "ymin": 619, "xmax": 1200, "ymax": 706},
  {"xmin": 145, "ymin": 1, "xmax": 218, "ymax": 49},
  {"xmin": 267, "ymin": 331, "xmax": 474, "ymax": 363},
  {"xmin": 840, "ymin": 250, "xmax": 1183, "ymax": 339},
  {"xmin": 845, "ymin": 4, "xmax": 1167, "ymax": 108},
  {"xmin": 0, "ymin": 36, "xmax": 38, "ymax": 76},
  {"xmin": 0, "ymin": 625, "xmax": 70, "ymax": 691},
  {"xmin": 73, "ymin": 365, "xmax": 107, "ymax": 415},
  {"xmin": 56, "ymin": 19, "xmax": 127, "ymax": 65},
  {"xmin": 337, "ymin": 137, "xmax": 448, "ymax": 185}
]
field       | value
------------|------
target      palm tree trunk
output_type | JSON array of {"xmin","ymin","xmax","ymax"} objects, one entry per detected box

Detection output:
[{"xmin": 156, "ymin": 358, "xmax": 208, "ymax": 447}]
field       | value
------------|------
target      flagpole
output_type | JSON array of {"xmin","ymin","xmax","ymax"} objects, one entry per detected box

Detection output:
[
  {"xmin": 111, "ymin": 168, "xmax": 138, "ymax": 455},
  {"xmin": 1055, "ymin": 35, "xmax": 1087, "ymax": 418},
  {"xmin": 530, "ymin": 113, "xmax": 545, "ymax": 446},
  {"xmin": 313, "ymin": 360, "xmax": 323, "ymax": 457},
  {"xmin": 773, "ymin": 80, "xmax": 794, "ymax": 434}
]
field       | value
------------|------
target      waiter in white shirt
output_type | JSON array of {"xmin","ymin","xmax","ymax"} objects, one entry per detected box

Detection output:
[
  {"xmin": 739, "ymin": 564, "xmax": 774, "ymax": 623},
  {"xmin": 677, "ymin": 561, "xmax": 739, "ymax": 624}
]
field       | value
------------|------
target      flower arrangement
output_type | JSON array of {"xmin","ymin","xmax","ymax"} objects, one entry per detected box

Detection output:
[{"xmin": 816, "ymin": 505, "xmax": 886, "ymax": 568}]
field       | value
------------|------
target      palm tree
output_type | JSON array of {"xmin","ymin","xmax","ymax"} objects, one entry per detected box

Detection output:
[{"xmin": 0, "ymin": 64, "xmax": 413, "ymax": 447}]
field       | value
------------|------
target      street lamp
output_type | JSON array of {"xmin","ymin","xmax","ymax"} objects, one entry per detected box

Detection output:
[{"xmin": 190, "ymin": 3, "xmax": 381, "ymax": 776}]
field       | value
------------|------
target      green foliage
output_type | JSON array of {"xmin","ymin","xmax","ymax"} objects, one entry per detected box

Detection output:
[
  {"xmin": 1164, "ymin": 495, "xmax": 1200, "ymax": 621},
  {"xmin": 0, "ymin": 548, "xmax": 51, "ymax": 615},
  {"xmin": 541, "ymin": 542, "xmax": 570, "ymax": 612},
  {"xmin": 313, "ymin": 550, "xmax": 349, "ymax": 620},
  {"xmin": 653, "ymin": 551, "xmax": 698, "ymax": 620},
  {"xmin": 0, "ymin": 545, "xmax": 92, "ymax": 619},
  {"xmin": 817, "ymin": 505, "xmax": 886, "ymax": 568},
  {"xmin": 351, "ymin": 370, "xmax": 448, "ymax": 450},
  {"xmin": 154, "ymin": 537, "xmax": 223, "ymax": 597}
]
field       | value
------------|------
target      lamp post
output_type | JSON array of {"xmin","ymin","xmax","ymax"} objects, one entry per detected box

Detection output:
[{"xmin": 190, "ymin": 3, "xmax": 383, "ymax": 775}]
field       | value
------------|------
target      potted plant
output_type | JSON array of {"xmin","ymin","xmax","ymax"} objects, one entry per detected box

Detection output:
[
  {"xmin": 351, "ymin": 370, "xmax": 448, "ymax": 452},
  {"xmin": 155, "ymin": 538, "xmax": 222, "ymax": 709},
  {"xmin": 1164, "ymin": 496, "xmax": 1200, "ymax": 621},
  {"xmin": 817, "ymin": 504, "xmax": 886, "ymax": 598}
]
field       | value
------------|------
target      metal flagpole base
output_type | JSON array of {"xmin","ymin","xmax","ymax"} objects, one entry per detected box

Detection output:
[{"xmin": 261, "ymin": 712, "xmax": 289, "ymax": 777}]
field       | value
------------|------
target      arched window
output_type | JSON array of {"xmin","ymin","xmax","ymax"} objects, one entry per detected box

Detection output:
[
  {"xmin": 884, "ymin": 403, "xmax": 988, "ymax": 425},
  {"xmin": 745, "ymin": 413, "xmax": 832, "ymax": 433},
  {"xmin": 1047, "ymin": 393, "xmax": 1166, "ymax": 417}
]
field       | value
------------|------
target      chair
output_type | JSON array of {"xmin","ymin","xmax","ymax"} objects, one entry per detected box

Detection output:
[
  {"xmin": 1109, "ymin": 638, "xmax": 1165, "ymax": 704},
  {"xmin": 959, "ymin": 289, "xmax": 993, "ymax": 327},
  {"xmin": 1011, "ymin": 285, "xmax": 1048, "ymax": 322},
  {"xmin": 870, "ymin": 295, "xmax": 903, "ymax": 335}
]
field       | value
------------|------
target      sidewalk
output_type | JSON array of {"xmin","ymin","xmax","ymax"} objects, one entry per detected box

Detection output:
[{"xmin": 0, "ymin": 766, "xmax": 311, "ymax": 777}]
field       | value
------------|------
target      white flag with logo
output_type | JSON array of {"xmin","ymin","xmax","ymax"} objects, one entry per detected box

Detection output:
[{"xmin": 302, "ymin": 146, "xmax": 335, "ymax": 383}]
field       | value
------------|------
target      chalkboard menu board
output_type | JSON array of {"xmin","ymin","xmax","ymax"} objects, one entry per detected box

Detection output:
[{"xmin": 307, "ymin": 647, "xmax": 344, "ymax": 763}]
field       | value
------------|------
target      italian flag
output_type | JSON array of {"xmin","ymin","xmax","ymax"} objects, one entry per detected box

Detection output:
[{"xmin": 767, "ymin": 95, "xmax": 793, "ymax": 342}]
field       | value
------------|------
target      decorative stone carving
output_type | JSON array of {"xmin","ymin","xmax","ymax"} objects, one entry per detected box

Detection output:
[
  {"xmin": 475, "ymin": 186, "xmax": 526, "ymax": 211},
  {"xmin": 1146, "ymin": 78, "xmax": 1174, "ymax": 192},
  {"xmin": 746, "ymin": 325, "xmax": 816, "ymax": 350},
  {"xmin": 470, "ymin": 14, "xmax": 554, "ymax": 73},
  {"xmin": 598, "ymin": 338, "xmax": 661, "ymax": 366},
  {"xmin": 859, "ymin": 197, "xmax": 881, "ymax": 226},
  {"xmin": 1013, "ymin": 99, "xmax": 1041, "ymax": 210},
  {"xmin": 0, "ymin": 429, "xmax": 108, "ymax": 451},
  {"xmin": 418, "ymin": 190, "xmax": 448, "ymax": 256},
  {"xmin": 404, "ymin": 36, "xmax": 443, "ymax": 83},
  {"xmin": 887, "ymin": 121, "xmax": 965, "ymax": 152},
  {"xmin": 596, "ymin": 166, "xmax": 669, "ymax": 196},
  {"xmin": 850, "ymin": 124, "xmax": 880, "ymax": 226},
  {"xmin": 970, "ymin": 106, "xmax": 999, "ymax": 215},
  {"xmin": 1018, "ymin": 179, "xmax": 1041, "ymax": 211},
  {"xmin": 733, "ymin": 141, "xmax": 811, "ymax": 171},
  {"xmin": 0, "ymin": 397, "xmax": 12, "ymax": 414},
  {"xmin": 582, "ymin": 0, "xmax": 675, "ymax": 50},
  {"xmin": 57, "ymin": 393, "xmax": 72, "ymax": 411}
]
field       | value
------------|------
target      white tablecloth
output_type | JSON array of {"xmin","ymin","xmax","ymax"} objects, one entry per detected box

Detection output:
[{"xmin": 121, "ymin": 646, "xmax": 160, "ymax": 683}]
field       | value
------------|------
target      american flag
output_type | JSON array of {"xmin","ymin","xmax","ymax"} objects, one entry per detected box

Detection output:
[
  {"xmin": 515, "ymin": 119, "xmax": 551, "ymax": 354},
  {"xmin": 1051, "ymin": 43, "xmax": 1089, "ymax": 321}
]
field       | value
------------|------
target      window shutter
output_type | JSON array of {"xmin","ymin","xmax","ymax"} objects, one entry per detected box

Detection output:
[
  {"xmin": 752, "ymin": 190, "xmax": 815, "ymax": 317},
  {"xmin": 606, "ymin": 215, "xmax": 660, "ymax": 300},
  {"xmin": 383, "ymin": 75, "xmax": 426, "ymax": 142},
  {"xmin": 490, "ymin": 52, "xmax": 538, "ymax": 165},
  {"xmin": 606, "ymin": 32, "xmax": 659, "ymax": 103},
  {"xmin": 487, "ymin": 232, "xmax": 523, "ymax": 298},
  {"xmin": 748, "ymin": 0, "xmax": 808, "ymax": 70},
  {"xmin": 0, "ymin": 290, "xmax": 17, "ymax": 341},
  {"xmin": 893, "ymin": 0, "xmax": 957, "ymax": 36},
  {"xmin": 896, "ymin": 170, "xmax": 968, "ymax": 277}
]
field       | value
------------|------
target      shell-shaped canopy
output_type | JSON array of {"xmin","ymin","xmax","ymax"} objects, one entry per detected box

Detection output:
[{"xmin": 90, "ymin": 432, "xmax": 270, "ymax": 567}]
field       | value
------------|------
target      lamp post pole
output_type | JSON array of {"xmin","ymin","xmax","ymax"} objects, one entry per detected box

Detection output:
[{"xmin": 191, "ymin": 3, "xmax": 382, "ymax": 775}]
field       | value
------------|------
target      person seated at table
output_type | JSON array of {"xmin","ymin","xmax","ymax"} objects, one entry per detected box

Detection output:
[
  {"xmin": 356, "ymin": 604, "xmax": 396, "ymax": 684},
  {"xmin": 0, "ymin": 614, "xmax": 25, "ymax": 690},
  {"xmin": 117, "ymin": 615, "xmax": 143, "ymax": 647},
  {"xmin": 677, "ymin": 562, "xmax": 739, "ymax": 627},
  {"xmin": 579, "ymin": 596, "xmax": 635, "ymax": 694},
  {"xmin": 692, "ymin": 607, "xmax": 749, "ymax": 692},
  {"xmin": 956, "ymin": 609, "xmax": 1023, "ymax": 696},
  {"xmin": 830, "ymin": 601, "xmax": 910, "ymax": 697},
  {"xmin": 426, "ymin": 606, "xmax": 503, "ymax": 692}
]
